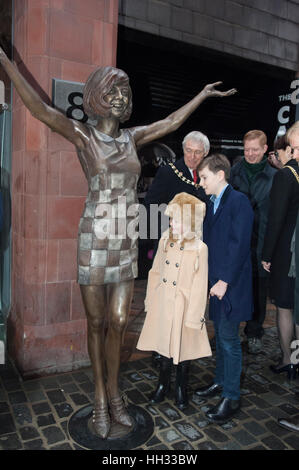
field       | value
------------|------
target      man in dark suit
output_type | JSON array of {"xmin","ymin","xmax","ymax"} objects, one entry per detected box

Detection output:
[
  {"xmin": 196, "ymin": 154, "xmax": 254, "ymax": 424},
  {"xmin": 144, "ymin": 131, "xmax": 209, "ymax": 251}
]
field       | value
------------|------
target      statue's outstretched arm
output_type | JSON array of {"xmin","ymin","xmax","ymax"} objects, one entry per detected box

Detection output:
[
  {"xmin": 131, "ymin": 81, "xmax": 237, "ymax": 148},
  {"xmin": 0, "ymin": 46, "xmax": 87, "ymax": 149}
]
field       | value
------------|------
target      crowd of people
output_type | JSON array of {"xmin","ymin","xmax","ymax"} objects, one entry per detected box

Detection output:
[{"xmin": 138, "ymin": 122, "xmax": 299, "ymax": 430}]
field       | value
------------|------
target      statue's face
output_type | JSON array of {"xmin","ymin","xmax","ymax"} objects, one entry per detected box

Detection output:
[{"xmin": 103, "ymin": 80, "xmax": 130, "ymax": 119}]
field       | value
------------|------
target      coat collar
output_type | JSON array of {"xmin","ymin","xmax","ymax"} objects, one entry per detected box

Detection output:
[{"xmin": 207, "ymin": 184, "xmax": 233, "ymax": 224}]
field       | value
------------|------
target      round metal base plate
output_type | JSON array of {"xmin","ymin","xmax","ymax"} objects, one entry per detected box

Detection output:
[{"xmin": 68, "ymin": 404, "xmax": 154, "ymax": 450}]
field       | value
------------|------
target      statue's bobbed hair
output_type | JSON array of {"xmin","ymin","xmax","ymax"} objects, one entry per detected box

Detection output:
[{"xmin": 83, "ymin": 66, "xmax": 132, "ymax": 123}]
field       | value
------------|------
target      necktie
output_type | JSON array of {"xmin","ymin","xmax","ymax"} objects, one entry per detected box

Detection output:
[{"xmin": 193, "ymin": 170, "xmax": 198, "ymax": 183}]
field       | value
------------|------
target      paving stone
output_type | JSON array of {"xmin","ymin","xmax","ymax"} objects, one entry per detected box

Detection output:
[
  {"xmin": 283, "ymin": 434, "xmax": 299, "ymax": 450},
  {"xmin": 261, "ymin": 435, "xmax": 288, "ymax": 450},
  {"xmin": 278, "ymin": 403, "xmax": 299, "ymax": 415},
  {"xmin": 126, "ymin": 372, "xmax": 144, "ymax": 383},
  {"xmin": 42, "ymin": 426, "xmax": 65, "ymax": 445},
  {"xmin": 261, "ymin": 392, "xmax": 286, "ymax": 406},
  {"xmin": 220, "ymin": 440, "xmax": 243, "ymax": 450},
  {"xmin": 174, "ymin": 421, "xmax": 204, "ymax": 441},
  {"xmin": 56, "ymin": 375, "xmax": 74, "ymax": 385},
  {"xmin": 126, "ymin": 388, "xmax": 147, "ymax": 404},
  {"xmin": 268, "ymin": 383, "xmax": 288, "ymax": 395},
  {"xmin": 24, "ymin": 439, "xmax": 46, "ymax": 450},
  {"xmin": 246, "ymin": 395, "xmax": 271, "ymax": 408},
  {"xmin": 12, "ymin": 404, "xmax": 32, "ymax": 425},
  {"xmin": 171, "ymin": 440, "xmax": 194, "ymax": 450},
  {"xmin": 40, "ymin": 377, "xmax": 60, "ymax": 390},
  {"xmin": 0, "ymin": 433, "xmax": 22, "ymax": 449},
  {"xmin": 8, "ymin": 390, "xmax": 28, "ymax": 404},
  {"xmin": 0, "ymin": 402, "xmax": 10, "ymax": 413},
  {"xmin": 146, "ymin": 436, "xmax": 162, "ymax": 447},
  {"xmin": 79, "ymin": 381, "xmax": 94, "ymax": 394},
  {"xmin": 204, "ymin": 426, "xmax": 230, "ymax": 443},
  {"xmin": 264, "ymin": 419, "xmax": 291, "ymax": 438},
  {"xmin": 3, "ymin": 379, "xmax": 23, "ymax": 392},
  {"xmin": 159, "ymin": 428, "xmax": 181, "ymax": 443},
  {"xmin": 231, "ymin": 429, "xmax": 258, "ymax": 446},
  {"xmin": 190, "ymin": 393, "xmax": 206, "ymax": 406},
  {"xmin": 191, "ymin": 417, "xmax": 209, "ymax": 429},
  {"xmin": 69, "ymin": 393, "xmax": 90, "ymax": 406},
  {"xmin": 50, "ymin": 442, "xmax": 73, "ymax": 450},
  {"xmin": 46, "ymin": 389, "xmax": 66, "ymax": 404},
  {"xmin": 135, "ymin": 381, "xmax": 152, "ymax": 392},
  {"xmin": 196, "ymin": 440, "xmax": 219, "ymax": 450},
  {"xmin": 32, "ymin": 402, "xmax": 52, "ymax": 415},
  {"xmin": 159, "ymin": 403, "xmax": 182, "ymax": 421},
  {"xmin": 22, "ymin": 380, "xmax": 42, "ymax": 392},
  {"xmin": 54, "ymin": 403, "xmax": 74, "ymax": 418},
  {"xmin": 178, "ymin": 403, "xmax": 199, "ymax": 416},
  {"xmin": 248, "ymin": 444, "xmax": 268, "ymax": 450},
  {"xmin": 243, "ymin": 420, "xmax": 267, "ymax": 436},
  {"xmin": 154, "ymin": 416, "xmax": 169, "ymax": 430},
  {"xmin": 26, "ymin": 389, "xmax": 47, "ymax": 403},
  {"xmin": 37, "ymin": 414, "xmax": 56, "ymax": 427},
  {"xmin": 60, "ymin": 382, "xmax": 79, "ymax": 393},
  {"xmin": 19, "ymin": 425, "xmax": 40, "ymax": 440},
  {"xmin": 150, "ymin": 443, "xmax": 170, "ymax": 450},
  {"xmin": 71, "ymin": 371, "xmax": 89, "ymax": 383},
  {"xmin": 0, "ymin": 413, "xmax": 16, "ymax": 435},
  {"xmin": 249, "ymin": 374, "xmax": 271, "ymax": 385}
]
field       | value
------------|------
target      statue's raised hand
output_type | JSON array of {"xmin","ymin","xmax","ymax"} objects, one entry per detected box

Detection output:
[{"xmin": 203, "ymin": 81, "xmax": 237, "ymax": 98}]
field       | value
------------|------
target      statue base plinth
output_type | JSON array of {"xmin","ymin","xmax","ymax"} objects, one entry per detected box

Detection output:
[{"xmin": 68, "ymin": 404, "xmax": 154, "ymax": 450}]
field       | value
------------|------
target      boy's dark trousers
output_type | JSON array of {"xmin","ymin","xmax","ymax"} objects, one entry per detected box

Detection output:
[{"xmin": 213, "ymin": 315, "xmax": 242, "ymax": 400}]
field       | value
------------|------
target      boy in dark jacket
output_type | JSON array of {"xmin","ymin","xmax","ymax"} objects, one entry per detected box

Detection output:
[{"xmin": 196, "ymin": 154, "xmax": 254, "ymax": 424}]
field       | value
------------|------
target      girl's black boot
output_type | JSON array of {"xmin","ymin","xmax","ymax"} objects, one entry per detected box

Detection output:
[
  {"xmin": 149, "ymin": 356, "xmax": 172, "ymax": 404},
  {"xmin": 175, "ymin": 360, "xmax": 190, "ymax": 410}
]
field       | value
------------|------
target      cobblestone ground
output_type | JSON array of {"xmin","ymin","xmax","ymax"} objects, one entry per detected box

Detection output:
[{"xmin": 0, "ymin": 326, "xmax": 299, "ymax": 451}]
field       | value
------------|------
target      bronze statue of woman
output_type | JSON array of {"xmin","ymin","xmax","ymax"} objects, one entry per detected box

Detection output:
[{"xmin": 0, "ymin": 45, "xmax": 236, "ymax": 439}]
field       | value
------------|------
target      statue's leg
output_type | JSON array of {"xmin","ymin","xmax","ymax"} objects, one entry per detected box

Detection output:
[
  {"xmin": 105, "ymin": 279, "xmax": 134, "ymax": 427},
  {"xmin": 80, "ymin": 284, "xmax": 110, "ymax": 438}
]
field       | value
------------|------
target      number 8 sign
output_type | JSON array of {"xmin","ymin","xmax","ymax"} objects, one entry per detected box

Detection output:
[{"xmin": 52, "ymin": 78, "xmax": 96, "ymax": 125}]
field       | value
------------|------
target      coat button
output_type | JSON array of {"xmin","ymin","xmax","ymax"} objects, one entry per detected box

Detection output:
[
  {"xmin": 173, "ymin": 281, "xmax": 177, "ymax": 286},
  {"xmin": 166, "ymin": 260, "xmax": 170, "ymax": 264},
  {"xmin": 163, "ymin": 278, "xmax": 167, "ymax": 283},
  {"xmin": 170, "ymin": 243, "xmax": 174, "ymax": 247},
  {"xmin": 175, "ymin": 263, "xmax": 179, "ymax": 267},
  {"xmin": 180, "ymin": 246, "xmax": 184, "ymax": 250}
]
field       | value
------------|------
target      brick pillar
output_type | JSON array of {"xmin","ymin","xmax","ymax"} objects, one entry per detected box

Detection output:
[{"xmin": 8, "ymin": 0, "xmax": 119, "ymax": 377}]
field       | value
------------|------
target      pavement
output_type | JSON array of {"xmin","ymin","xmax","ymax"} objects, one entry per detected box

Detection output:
[{"xmin": 0, "ymin": 281, "xmax": 299, "ymax": 452}]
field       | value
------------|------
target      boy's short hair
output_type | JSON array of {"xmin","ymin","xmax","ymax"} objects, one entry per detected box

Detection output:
[
  {"xmin": 243, "ymin": 130, "xmax": 267, "ymax": 146},
  {"xmin": 198, "ymin": 153, "xmax": 231, "ymax": 181}
]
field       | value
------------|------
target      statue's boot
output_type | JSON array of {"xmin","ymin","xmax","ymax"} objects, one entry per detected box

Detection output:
[
  {"xmin": 109, "ymin": 395, "xmax": 133, "ymax": 427},
  {"xmin": 92, "ymin": 402, "xmax": 110, "ymax": 439}
]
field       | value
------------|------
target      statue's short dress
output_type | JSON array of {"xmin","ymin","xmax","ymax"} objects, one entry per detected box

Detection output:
[{"xmin": 76, "ymin": 127, "xmax": 141, "ymax": 285}]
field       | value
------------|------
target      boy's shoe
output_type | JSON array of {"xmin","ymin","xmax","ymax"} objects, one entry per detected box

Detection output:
[
  {"xmin": 206, "ymin": 397, "xmax": 240, "ymax": 424},
  {"xmin": 247, "ymin": 337, "xmax": 262, "ymax": 354}
]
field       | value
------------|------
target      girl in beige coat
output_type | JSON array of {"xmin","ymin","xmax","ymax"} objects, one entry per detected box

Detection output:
[{"xmin": 137, "ymin": 192, "xmax": 212, "ymax": 409}]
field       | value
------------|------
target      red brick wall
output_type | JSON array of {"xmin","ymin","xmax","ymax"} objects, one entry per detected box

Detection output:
[{"xmin": 8, "ymin": 0, "xmax": 119, "ymax": 377}]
